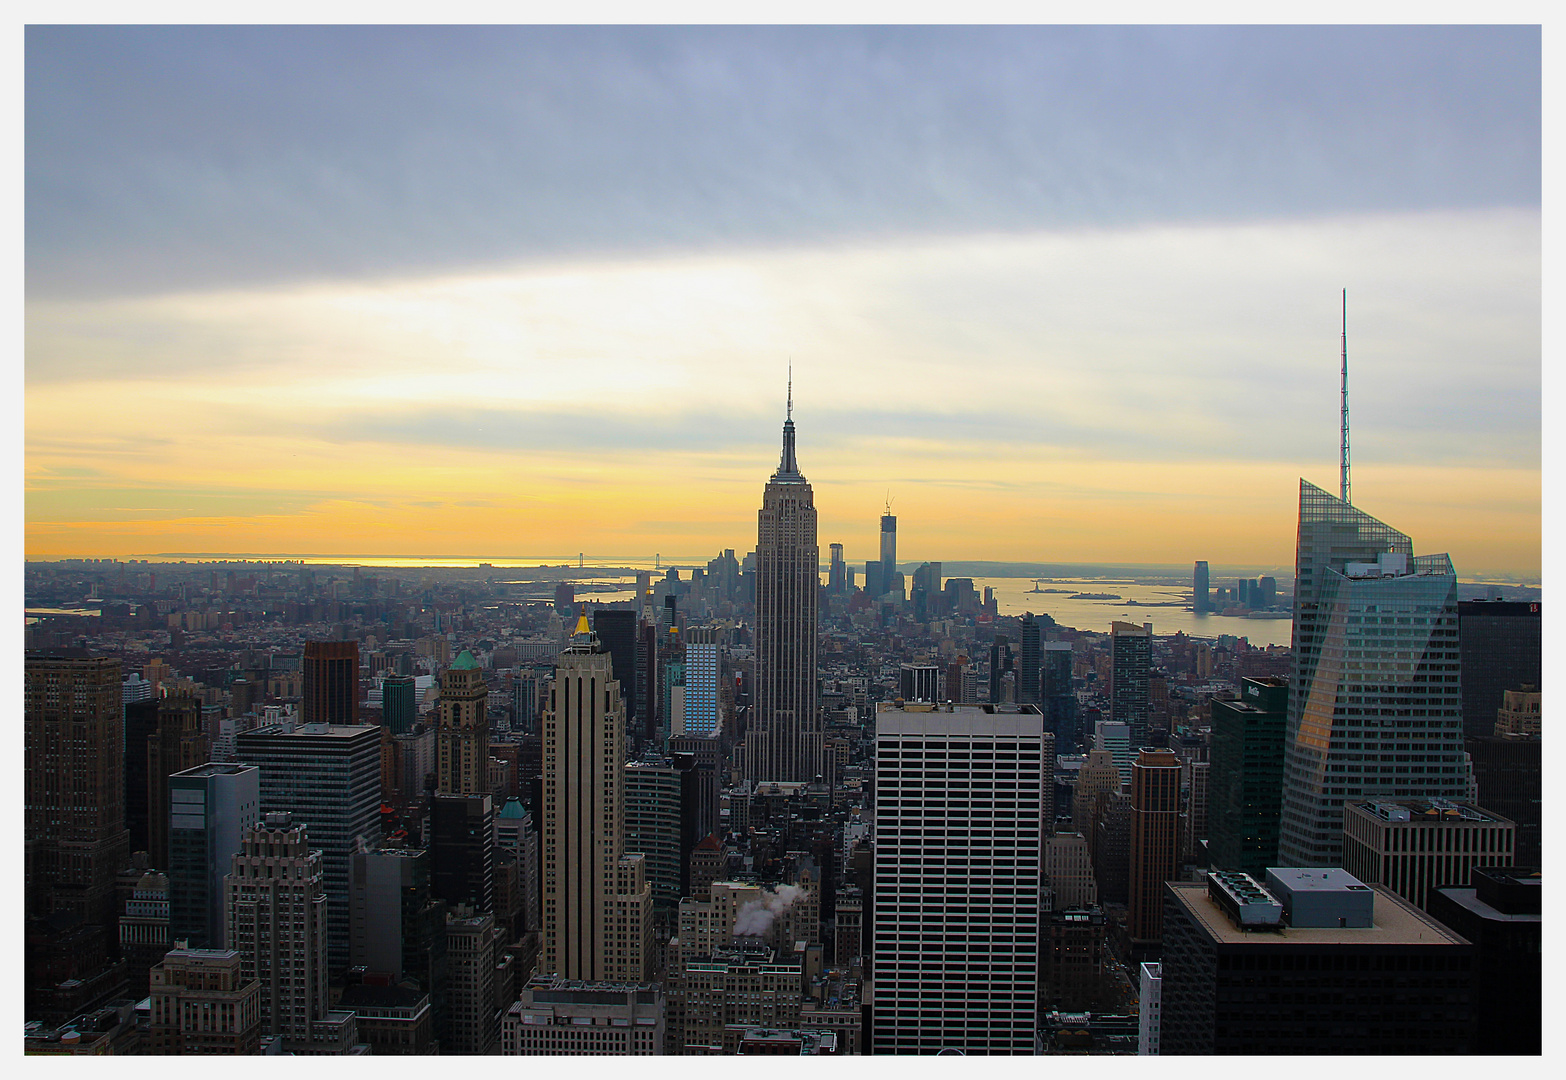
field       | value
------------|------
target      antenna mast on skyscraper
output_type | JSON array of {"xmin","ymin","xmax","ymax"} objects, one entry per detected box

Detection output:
[
  {"xmin": 1340, "ymin": 288, "xmax": 1351, "ymax": 505},
  {"xmin": 787, "ymin": 360, "xmax": 792, "ymax": 422}
]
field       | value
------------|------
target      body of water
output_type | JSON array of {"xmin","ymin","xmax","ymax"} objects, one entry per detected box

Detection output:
[{"xmin": 973, "ymin": 576, "xmax": 1294, "ymax": 646}]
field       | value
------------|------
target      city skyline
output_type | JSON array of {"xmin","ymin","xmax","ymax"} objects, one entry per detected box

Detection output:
[{"xmin": 25, "ymin": 25, "xmax": 1541, "ymax": 576}]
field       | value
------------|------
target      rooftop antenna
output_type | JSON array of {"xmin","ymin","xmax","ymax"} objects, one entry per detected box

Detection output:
[
  {"xmin": 885, "ymin": 492, "xmax": 893, "ymax": 516},
  {"xmin": 787, "ymin": 360, "xmax": 792, "ymax": 422},
  {"xmin": 1340, "ymin": 288, "xmax": 1352, "ymax": 505}
]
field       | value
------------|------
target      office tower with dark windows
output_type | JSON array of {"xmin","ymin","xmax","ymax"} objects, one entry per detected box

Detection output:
[
  {"xmin": 167, "ymin": 763, "xmax": 260, "ymax": 950},
  {"xmin": 436, "ymin": 649, "xmax": 489, "ymax": 795},
  {"xmin": 350, "ymin": 846, "xmax": 448, "ymax": 989},
  {"xmin": 1159, "ymin": 870, "xmax": 1474, "ymax": 1054},
  {"xmin": 749, "ymin": 393, "xmax": 822, "ymax": 785},
  {"xmin": 1426, "ymin": 866, "xmax": 1540, "ymax": 1055},
  {"xmin": 682, "ymin": 626, "xmax": 720, "ymax": 737},
  {"xmin": 1128, "ymin": 747, "xmax": 1182, "ymax": 948},
  {"xmin": 541, "ymin": 615, "xmax": 653, "ymax": 982},
  {"xmin": 910, "ymin": 561, "xmax": 941, "ymax": 621},
  {"xmin": 25, "ymin": 651, "xmax": 130, "ymax": 933},
  {"xmin": 1110, "ymin": 621, "xmax": 1152, "ymax": 745},
  {"xmin": 1041, "ymin": 641, "xmax": 1079, "ymax": 753},
  {"xmin": 123, "ymin": 696, "xmax": 159, "ymax": 854},
  {"xmin": 1193, "ymin": 561, "xmax": 1210, "ymax": 614},
  {"xmin": 1018, "ymin": 613, "xmax": 1042, "ymax": 704},
  {"xmin": 302, "ymin": 639, "xmax": 360, "ymax": 725},
  {"xmin": 593, "ymin": 608, "xmax": 640, "ymax": 733},
  {"xmin": 1457, "ymin": 599, "xmax": 1541, "ymax": 737},
  {"xmin": 1207, "ymin": 676, "xmax": 1288, "ymax": 877},
  {"xmin": 147, "ymin": 694, "xmax": 211, "ymax": 869},
  {"xmin": 235, "ymin": 723, "xmax": 381, "ymax": 975},
  {"xmin": 1277, "ymin": 481, "xmax": 1469, "ymax": 867},
  {"xmin": 828, "ymin": 542, "xmax": 846, "ymax": 595},
  {"xmin": 1466, "ymin": 732, "xmax": 1541, "ymax": 865},
  {"xmin": 430, "ymin": 792, "xmax": 495, "ymax": 914},
  {"xmin": 872, "ymin": 701, "xmax": 1045, "ymax": 1055},
  {"xmin": 382, "ymin": 674, "xmax": 417, "ymax": 735},
  {"xmin": 625, "ymin": 760, "xmax": 685, "ymax": 911},
  {"xmin": 898, "ymin": 663, "xmax": 940, "ymax": 703}
]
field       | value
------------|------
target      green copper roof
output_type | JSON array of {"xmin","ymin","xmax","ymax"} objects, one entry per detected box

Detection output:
[
  {"xmin": 451, "ymin": 649, "xmax": 479, "ymax": 670},
  {"xmin": 498, "ymin": 797, "xmax": 527, "ymax": 819}
]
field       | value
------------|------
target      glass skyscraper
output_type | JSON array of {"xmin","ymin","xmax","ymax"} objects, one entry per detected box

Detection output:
[{"xmin": 1277, "ymin": 480, "xmax": 1469, "ymax": 866}]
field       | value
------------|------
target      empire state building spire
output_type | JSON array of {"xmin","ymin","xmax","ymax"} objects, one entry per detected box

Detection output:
[
  {"xmin": 776, "ymin": 368, "xmax": 801, "ymax": 480},
  {"xmin": 751, "ymin": 376, "xmax": 821, "ymax": 785}
]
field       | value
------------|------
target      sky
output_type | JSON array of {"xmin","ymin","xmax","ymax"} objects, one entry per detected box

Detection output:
[{"xmin": 23, "ymin": 24, "xmax": 1543, "ymax": 577}]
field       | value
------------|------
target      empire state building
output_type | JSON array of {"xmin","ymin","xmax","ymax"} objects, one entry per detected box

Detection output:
[{"xmin": 749, "ymin": 389, "xmax": 822, "ymax": 785}]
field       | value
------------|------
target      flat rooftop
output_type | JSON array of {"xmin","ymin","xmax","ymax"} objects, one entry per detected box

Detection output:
[
  {"xmin": 877, "ymin": 702, "xmax": 1043, "ymax": 737},
  {"xmin": 1168, "ymin": 882, "xmax": 1469, "ymax": 947}
]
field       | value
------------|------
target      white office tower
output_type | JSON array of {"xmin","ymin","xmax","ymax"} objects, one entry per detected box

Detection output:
[
  {"xmin": 1277, "ymin": 481, "xmax": 1470, "ymax": 866},
  {"xmin": 872, "ymin": 701, "xmax": 1045, "ymax": 1055},
  {"xmin": 1095, "ymin": 719, "xmax": 1133, "ymax": 787},
  {"xmin": 541, "ymin": 614, "xmax": 652, "ymax": 982},
  {"xmin": 1138, "ymin": 961, "xmax": 1162, "ymax": 1054}
]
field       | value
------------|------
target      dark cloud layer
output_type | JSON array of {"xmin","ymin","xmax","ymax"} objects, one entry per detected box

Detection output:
[{"xmin": 26, "ymin": 25, "xmax": 1539, "ymax": 299}]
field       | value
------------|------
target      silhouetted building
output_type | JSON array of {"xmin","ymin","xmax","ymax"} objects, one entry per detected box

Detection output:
[
  {"xmin": 1426, "ymin": 866, "xmax": 1540, "ymax": 1055},
  {"xmin": 147, "ymin": 694, "xmax": 211, "ymax": 868},
  {"xmin": 1160, "ymin": 873, "xmax": 1474, "ymax": 1054},
  {"xmin": 1193, "ymin": 561, "xmax": 1210, "ymax": 614},
  {"xmin": 1457, "ymin": 600, "xmax": 1541, "ymax": 737},
  {"xmin": 1465, "ymin": 733, "xmax": 1541, "ymax": 865}
]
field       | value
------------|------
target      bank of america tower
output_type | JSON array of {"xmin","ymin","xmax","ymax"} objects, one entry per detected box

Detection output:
[{"xmin": 748, "ymin": 386, "xmax": 822, "ymax": 785}]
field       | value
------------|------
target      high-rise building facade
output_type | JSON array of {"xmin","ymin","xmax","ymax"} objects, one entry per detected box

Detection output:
[
  {"xmin": 1018, "ymin": 613, "xmax": 1042, "ymax": 704},
  {"xmin": 749, "ymin": 397, "xmax": 821, "ymax": 785},
  {"xmin": 436, "ymin": 650, "xmax": 489, "ymax": 795},
  {"xmin": 1457, "ymin": 600, "xmax": 1541, "ymax": 737},
  {"xmin": 828, "ymin": 542, "xmax": 846, "ymax": 594},
  {"xmin": 25, "ymin": 651, "xmax": 130, "ymax": 932},
  {"xmin": 235, "ymin": 723, "xmax": 382, "ymax": 974},
  {"xmin": 224, "ymin": 812, "xmax": 329, "ymax": 1042},
  {"xmin": 872, "ymin": 701, "xmax": 1045, "ymax": 1055},
  {"xmin": 1127, "ymin": 747, "xmax": 1182, "ymax": 946},
  {"xmin": 167, "ymin": 763, "xmax": 260, "ymax": 950},
  {"xmin": 147, "ymin": 694, "xmax": 212, "ymax": 868},
  {"xmin": 1110, "ymin": 621, "xmax": 1152, "ymax": 745},
  {"xmin": 1340, "ymin": 797, "xmax": 1514, "ymax": 911},
  {"xmin": 878, "ymin": 511, "xmax": 897, "ymax": 598},
  {"xmin": 1192, "ymin": 561, "xmax": 1210, "ymax": 615},
  {"xmin": 1207, "ymin": 676, "xmax": 1288, "ymax": 876},
  {"xmin": 302, "ymin": 640, "xmax": 359, "ymax": 726},
  {"xmin": 382, "ymin": 674, "xmax": 418, "ymax": 735},
  {"xmin": 541, "ymin": 616, "xmax": 653, "ymax": 982},
  {"xmin": 1277, "ymin": 481, "xmax": 1469, "ymax": 866},
  {"xmin": 682, "ymin": 627, "xmax": 720, "ymax": 737},
  {"xmin": 148, "ymin": 947, "xmax": 263, "ymax": 1055}
]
